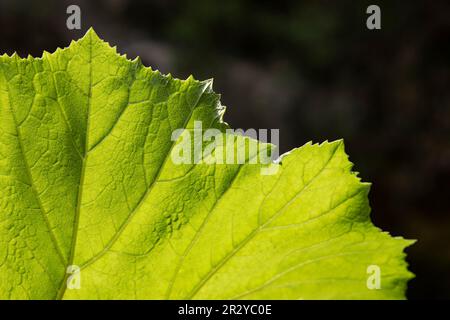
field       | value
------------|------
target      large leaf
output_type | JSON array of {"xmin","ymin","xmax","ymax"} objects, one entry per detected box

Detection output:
[{"xmin": 0, "ymin": 29, "xmax": 413, "ymax": 300}]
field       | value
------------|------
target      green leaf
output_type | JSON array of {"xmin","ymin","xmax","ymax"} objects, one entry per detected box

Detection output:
[{"xmin": 0, "ymin": 28, "xmax": 413, "ymax": 300}]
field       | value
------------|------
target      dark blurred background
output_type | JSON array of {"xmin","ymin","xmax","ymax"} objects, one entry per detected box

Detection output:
[{"xmin": 0, "ymin": 0, "xmax": 449, "ymax": 299}]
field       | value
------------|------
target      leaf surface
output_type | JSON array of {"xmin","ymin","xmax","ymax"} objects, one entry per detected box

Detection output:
[{"xmin": 0, "ymin": 29, "xmax": 413, "ymax": 299}]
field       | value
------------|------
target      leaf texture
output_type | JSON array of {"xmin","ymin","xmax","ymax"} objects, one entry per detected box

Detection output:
[{"xmin": 0, "ymin": 29, "xmax": 414, "ymax": 299}]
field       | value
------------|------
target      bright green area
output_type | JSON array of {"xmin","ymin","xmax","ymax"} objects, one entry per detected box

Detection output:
[{"xmin": 0, "ymin": 29, "xmax": 413, "ymax": 299}]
